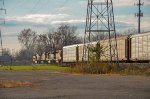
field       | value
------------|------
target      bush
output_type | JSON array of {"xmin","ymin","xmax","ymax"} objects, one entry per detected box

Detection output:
[{"xmin": 69, "ymin": 63, "xmax": 117, "ymax": 74}]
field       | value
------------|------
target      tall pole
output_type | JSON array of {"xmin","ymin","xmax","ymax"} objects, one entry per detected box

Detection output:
[
  {"xmin": 0, "ymin": 30, "xmax": 3, "ymax": 56},
  {"xmin": 0, "ymin": 0, "xmax": 6, "ymax": 56},
  {"xmin": 135, "ymin": 0, "xmax": 144, "ymax": 33},
  {"xmin": 138, "ymin": 0, "xmax": 141, "ymax": 33}
]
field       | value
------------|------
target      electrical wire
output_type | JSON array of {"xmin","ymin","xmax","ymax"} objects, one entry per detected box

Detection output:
[
  {"xmin": 31, "ymin": 0, "xmax": 49, "ymax": 14},
  {"xmin": 30, "ymin": 0, "xmax": 69, "ymax": 14},
  {"xmin": 2, "ymin": 34, "xmax": 18, "ymax": 37},
  {"xmin": 7, "ymin": 0, "xmax": 26, "ymax": 15},
  {"xmin": 50, "ymin": 0, "xmax": 69, "ymax": 14},
  {"xmin": 3, "ymin": 0, "xmax": 70, "ymax": 38},
  {"xmin": 28, "ymin": 0, "xmax": 41, "ymax": 14}
]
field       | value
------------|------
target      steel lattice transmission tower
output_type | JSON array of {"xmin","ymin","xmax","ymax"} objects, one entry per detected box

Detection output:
[
  {"xmin": 83, "ymin": 0, "xmax": 119, "ymax": 65},
  {"xmin": 0, "ymin": 0, "xmax": 6, "ymax": 56}
]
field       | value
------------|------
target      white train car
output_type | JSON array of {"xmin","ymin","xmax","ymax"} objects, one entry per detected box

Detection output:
[
  {"xmin": 98, "ymin": 36, "xmax": 128, "ymax": 62},
  {"xmin": 63, "ymin": 44, "xmax": 79, "ymax": 63},
  {"xmin": 130, "ymin": 32, "xmax": 150, "ymax": 62},
  {"xmin": 77, "ymin": 44, "xmax": 85, "ymax": 62},
  {"xmin": 63, "ymin": 36, "xmax": 128, "ymax": 63},
  {"xmin": 33, "ymin": 52, "xmax": 54, "ymax": 64},
  {"xmin": 79, "ymin": 42, "xmax": 97, "ymax": 62},
  {"xmin": 63, "ymin": 43, "xmax": 88, "ymax": 63},
  {"xmin": 117, "ymin": 36, "xmax": 129, "ymax": 61}
]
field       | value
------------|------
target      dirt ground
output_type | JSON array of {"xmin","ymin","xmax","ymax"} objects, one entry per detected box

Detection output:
[{"xmin": 0, "ymin": 70, "xmax": 150, "ymax": 99}]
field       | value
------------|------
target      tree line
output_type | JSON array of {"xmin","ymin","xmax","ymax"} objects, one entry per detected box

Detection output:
[
  {"xmin": 16, "ymin": 24, "xmax": 82, "ymax": 64},
  {"xmin": 0, "ymin": 24, "xmax": 82, "ymax": 65},
  {"xmin": 1, "ymin": 24, "xmax": 138, "ymax": 65}
]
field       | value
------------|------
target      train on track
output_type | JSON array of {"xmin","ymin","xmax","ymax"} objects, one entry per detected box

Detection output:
[{"xmin": 33, "ymin": 32, "xmax": 150, "ymax": 64}]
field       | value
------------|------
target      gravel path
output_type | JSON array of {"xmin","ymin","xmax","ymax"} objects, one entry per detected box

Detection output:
[{"xmin": 0, "ymin": 71, "xmax": 150, "ymax": 99}]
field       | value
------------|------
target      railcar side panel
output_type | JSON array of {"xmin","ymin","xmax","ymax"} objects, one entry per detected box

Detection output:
[
  {"xmin": 130, "ymin": 32, "xmax": 150, "ymax": 61},
  {"xmin": 117, "ymin": 37, "xmax": 127, "ymax": 61},
  {"xmin": 63, "ymin": 45, "xmax": 78, "ymax": 63},
  {"xmin": 100, "ymin": 37, "xmax": 127, "ymax": 61},
  {"xmin": 78, "ymin": 44, "xmax": 84, "ymax": 61}
]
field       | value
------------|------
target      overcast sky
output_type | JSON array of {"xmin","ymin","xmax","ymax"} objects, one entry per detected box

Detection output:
[{"xmin": 0, "ymin": 0, "xmax": 150, "ymax": 51}]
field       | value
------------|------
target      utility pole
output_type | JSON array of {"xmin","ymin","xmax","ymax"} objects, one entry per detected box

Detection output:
[
  {"xmin": 83, "ymin": 0, "xmax": 119, "ymax": 66},
  {"xmin": 135, "ymin": 0, "xmax": 144, "ymax": 33},
  {"xmin": 0, "ymin": 0, "xmax": 6, "ymax": 56}
]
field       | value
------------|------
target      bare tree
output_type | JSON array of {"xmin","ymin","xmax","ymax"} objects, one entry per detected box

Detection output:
[
  {"xmin": 17, "ymin": 29, "xmax": 37, "ymax": 64},
  {"xmin": 35, "ymin": 34, "xmax": 49, "ymax": 60},
  {"xmin": 47, "ymin": 31, "xmax": 55, "ymax": 52},
  {"xmin": 47, "ymin": 24, "xmax": 82, "ymax": 50},
  {"xmin": 18, "ymin": 28, "xmax": 37, "ymax": 50}
]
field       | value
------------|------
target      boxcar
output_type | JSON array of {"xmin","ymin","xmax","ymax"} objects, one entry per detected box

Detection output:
[
  {"xmin": 117, "ymin": 36, "xmax": 129, "ymax": 62},
  {"xmin": 97, "ymin": 36, "xmax": 128, "ymax": 62},
  {"xmin": 63, "ymin": 44, "xmax": 79, "ymax": 63},
  {"xmin": 130, "ymin": 32, "xmax": 150, "ymax": 62},
  {"xmin": 62, "ymin": 36, "xmax": 129, "ymax": 63},
  {"xmin": 33, "ymin": 52, "xmax": 54, "ymax": 64}
]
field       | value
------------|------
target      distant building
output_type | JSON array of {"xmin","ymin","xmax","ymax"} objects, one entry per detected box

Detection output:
[{"xmin": 0, "ymin": 55, "xmax": 12, "ymax": 65}]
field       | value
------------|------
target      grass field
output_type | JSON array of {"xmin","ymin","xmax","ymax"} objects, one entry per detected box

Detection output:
[
  {"xmin": 0, "ymin": 64, "xmax": 69, "ymax": 71},
  {"xmin": 0, "ymin": 64, "xmax": 149, "ymax": 76}
]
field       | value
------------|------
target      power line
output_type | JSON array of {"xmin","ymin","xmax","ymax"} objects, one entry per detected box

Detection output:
[
  {"xmin": 29, "ymin": 0, "xmax": 41, "ymax": 14},
  {"xmin": 8, "ymin": 0, "xmax": 69, "ymax": 16},
  {"xmin": 7, "ymin": 0, "xmax": 26, "ymax": 15},
  {"xmin": 9, "ymin": 0, "xmax": 42, "ymax": 15},
  {"xmin": 31, "ymin": 0, "xmax": 49, "ymax": 14},
  {"xmin": 2, "ymin": 34, "xmax": 18, "ymax": 37},
  {"xmin": 29, "ymin": 0, "xmax": 69, "ymax": 14},
  {"xmin": 50, "ymin": 0, "xmax": 69, "ymax": 14}
]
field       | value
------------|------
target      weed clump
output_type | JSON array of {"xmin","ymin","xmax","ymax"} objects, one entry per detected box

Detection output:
[{"xmin": 0, "ymin": 80, "xmax": 33, "ymax": 88}]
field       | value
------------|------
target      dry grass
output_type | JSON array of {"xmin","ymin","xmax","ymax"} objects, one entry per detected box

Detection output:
[
  {"xmin": 0, "ymin": 80, "xmax": 33, "ymax": 88},
  {"xmin": 68, "ymin": 63, "xmax": 150, "ymax": 76},
  {"xmin": 68, "ymin": 63, "xmax": 113, "ymax": 74}
]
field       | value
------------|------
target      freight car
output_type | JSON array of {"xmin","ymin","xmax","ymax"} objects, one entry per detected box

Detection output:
[
  {"xmin": 130, "ymin": 32, "xmax": 150, "ymax": 62},
  {"xmin": 33, "ymin": 52, "xmax": 53, "ymax": 64},
  {"xmin": 33, "ymin": 32, "xmax": 150, "ymax": 64},
  {"xmin": 32, "ymin": 50, "xmax": 62, "ymax": 64},
  {"xmin": 62, "ymin": 36, "xmax": 129, "ymax": 63},
  {"xmin": 62, "ymin": 32, "xmax": 150, "ymax": 63}
]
